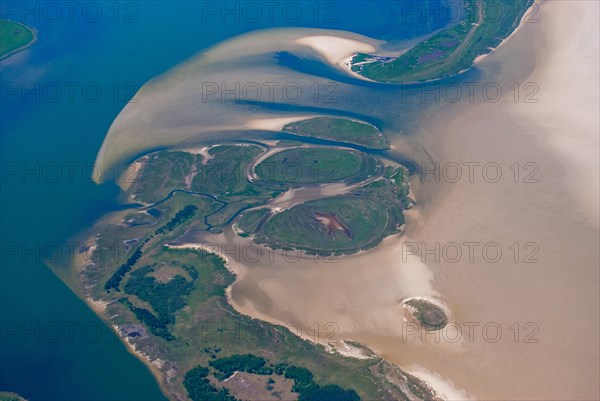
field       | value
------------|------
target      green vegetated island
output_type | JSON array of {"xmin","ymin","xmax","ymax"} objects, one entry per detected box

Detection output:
[
  {"xmin": 349, "ymin": 0, "xmax": 534, "ymax": 82},
  {"xmin": 71, "ymin": 116, "xmax": 448, "ymax": 401},
  {"xmin": 247, "ymin": 151, "xmax": 409, "ymax": 254},
  {"xmin": 404, "ymin": 299, "xmax": 449, "ymax": 331},
  {"xmin": 282, "ymin": 117, "xmax": 389, "ymax": 150},
  {"xmin": 0, "ymin": 19, "xmax": 36, "ymax": 60}
]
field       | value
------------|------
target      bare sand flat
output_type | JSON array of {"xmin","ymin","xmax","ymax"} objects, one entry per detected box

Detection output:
[
  {"xmin": 295, "ymin": 36, "xmax": 375, "ymax": 66},
  {"xmin": 295, "ymin": 35, "xmax": 377, "ymax": 80},
  {"xmin": 245, "ymin": 116, "xmax": 319, "ymax": 131},
  {"xmin": 513, "ymin": 0, "xmax": 599, "ymax": 228}
]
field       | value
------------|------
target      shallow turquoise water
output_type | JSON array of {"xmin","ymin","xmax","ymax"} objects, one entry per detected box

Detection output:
[{"xmin": 0, "ymin": 1, "xmax": 451, "ymax": 399}]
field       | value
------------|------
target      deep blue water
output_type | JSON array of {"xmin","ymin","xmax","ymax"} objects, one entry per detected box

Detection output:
[{"xmin": 0, "ymin": 2, "xmax": 452, "ymax": 400}]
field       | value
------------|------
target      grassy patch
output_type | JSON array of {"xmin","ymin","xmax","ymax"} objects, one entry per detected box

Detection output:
[
  {"xmin": 255, "ymin": 178, "xmax": 406, "ymax": 255},
  {"xmin": 189, "ymin": 354, "xmax": 359, "ymax": 401},
  {"xmin": 122, "ymin": 211, "xmax": 157, "ymax": 227},
  {"xmin": 221, "ymin": 372, "xmax": 295, "ymax": 400},
  {"xmin": 255, "ymin": 148, "xmax": 377, "ymax": 186},
  {"xmin": 236, "ymin": 208, "xmax": 271, "ymax": 235},
  {"xmin": 350, "ymin": 0, "xmax": 534, "ymax": 82},
  {"xmin": 283, "ymin": 117, "xmax": 388, "ymax": 150},
  {"xmin": 191, "ymin": 145, "xmax": 267, "ymax": 200},
  {"xmin": 129, "ymin": 151, "xmax": 200, "ymax": 204},
  {"xmin": 130, "ymin": 145, "xmax": 272, "ymax": 204},
  {"xmin": 0, "ymin": 19, "xmax": 35, "ymax": 58}
]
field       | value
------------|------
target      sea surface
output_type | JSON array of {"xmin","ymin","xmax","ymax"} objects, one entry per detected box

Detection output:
[{"xmin": 0, "ymin": 1, "xmax": 452, "ymax": 400}]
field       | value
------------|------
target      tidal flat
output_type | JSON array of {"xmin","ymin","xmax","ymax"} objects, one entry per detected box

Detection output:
[{"xmin": 58, "ymin": 1, "xmax": 599, "ymax": 400}]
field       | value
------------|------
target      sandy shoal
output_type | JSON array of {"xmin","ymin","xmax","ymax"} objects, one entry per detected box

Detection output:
[{"xmin": 295, "ymin": 35, "xmax": 375, "ymax": 66}]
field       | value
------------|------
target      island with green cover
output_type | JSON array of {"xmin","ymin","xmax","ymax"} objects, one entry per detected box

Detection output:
[
  {"xmin": 282, "ymin": 117, "xmax": 389, "ymax": 150},
  {"xmin": 0, "ymin": 19, "xmax": 36, "ymax": 60},
  {"xmin": 62, "ymin": 130, "xmax": 445, "ymax": 401},
  {"xmin": 349, "ymin": 0, "xmax": 534, "ymax": 82}
]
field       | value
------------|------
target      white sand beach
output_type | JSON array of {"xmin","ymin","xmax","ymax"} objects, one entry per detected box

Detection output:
[
  {"xmin": 245, "ymin": 116, "xmax": 319, "ymax": 131},
  {"xmin": 295, "ymin": 36, "xmax": 375, "ymax": 66},
  {"xmin": 295, "ymin": 35, "xmax": 376, "ymax": 80}
]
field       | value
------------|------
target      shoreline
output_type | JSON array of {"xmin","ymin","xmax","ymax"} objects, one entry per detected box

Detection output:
[
  {"xmin": 69, "ymin": 228, "xmax": 170, "ymax": 388},
  {"xmin": 53, "ymin": 231, "xmax": 174, "ymax": 400},
  {"xmin": 167, "ymin": 242, "xmax": 375, "ymax": 359},
  {"xmin": 346, "ymin": 1, "xmax": 537, "ymax": 85},
  {"xmin": 113, "ymin": 323, "xmax": 169, "ymax": 393},
  {"xmin": 0, "ymin": 21, "xmax": 38, "ymax": 61},
  {"xmin": 245, "ymin": 115, "xmax": 320, "ymax": 131},
  {"xmin": 407, "ymin": 366, "xmax": 475, "ymax": 401},
  {"xmin": 294, "ymin": 35, "xmax": 377, "ymax": 82},
  {"xmin": 473, "ymin": 0, "xmax": 538, "ymax": 65}
]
